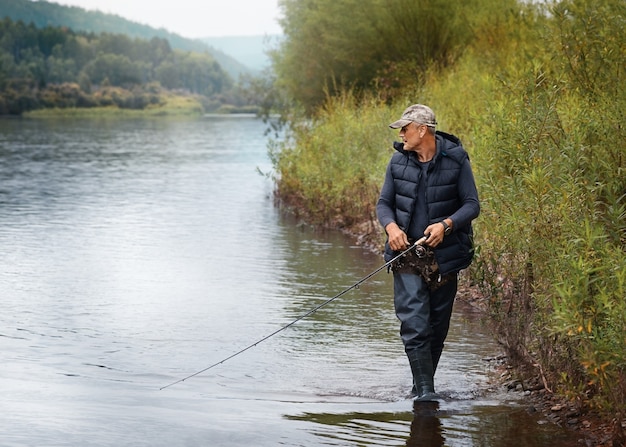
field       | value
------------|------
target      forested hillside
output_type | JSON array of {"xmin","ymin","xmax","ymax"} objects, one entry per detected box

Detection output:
[
  {"xmin": 1, "ymin": 0, "xmax": 252, "ymax": 79},
  {"xmin": 0, "ymin": 17, "xmax": 241, "ymax": 114}
]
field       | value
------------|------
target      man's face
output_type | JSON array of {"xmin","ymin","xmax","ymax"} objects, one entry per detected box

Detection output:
[{"xmin": 399, "ymin": 122, "xmax": 425, "ymax": 152}]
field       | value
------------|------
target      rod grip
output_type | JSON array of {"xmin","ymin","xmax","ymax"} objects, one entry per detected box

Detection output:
[{"xmin": 414, "ymin": 236, "xmax": 428, "ymax": 246}]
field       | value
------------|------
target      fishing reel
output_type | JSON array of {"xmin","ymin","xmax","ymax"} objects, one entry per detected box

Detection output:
[
  {"xmin": 414, "ymin": 243, "xmax": 428, "ymax": 258},
  {"xmin": 411, "ymin": 235, "xmax": 430, "ymax": 258}
]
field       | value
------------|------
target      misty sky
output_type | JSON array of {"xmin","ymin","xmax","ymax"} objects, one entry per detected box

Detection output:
[{"xmin": 49, "ymin": 0, "xmax": 283, "ymax": 38}]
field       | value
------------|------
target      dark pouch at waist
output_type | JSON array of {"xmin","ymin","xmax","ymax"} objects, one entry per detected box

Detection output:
[{"xmin": 390, "ymin": 242, "xmax": 453, "ymax": 291}]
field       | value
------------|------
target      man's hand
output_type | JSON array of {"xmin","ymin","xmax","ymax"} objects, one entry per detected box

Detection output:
[
  {"xmin": 424, "ymin": 223, "xmax": 443, "ymax": 247},
  {"xmin": 424, "ymin": 219, "xmax": 452, "ymax": 247},
  {"xmin": 385, "ymin": 222, "xmax": 409, "ymax": 251}
]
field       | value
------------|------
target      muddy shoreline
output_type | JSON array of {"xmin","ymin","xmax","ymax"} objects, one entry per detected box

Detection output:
[
  {"xmin": 486, "ymin": 358, "xmax": 625, "ymax": 447},
  {"xmin": 339, "ymin": 218, "xmax": 625, "ymax": 447}
]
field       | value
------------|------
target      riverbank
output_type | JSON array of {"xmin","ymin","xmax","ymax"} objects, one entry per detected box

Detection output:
[
  {"xmin": 489, "ymin": 359, "xmax": 625, "ymax": 447},
  {"xmin": 16, "ymin": 91, "xmax": 260, "ymax": 119},
  {"xmin": 319, "ymin": 212, "xmax": 625, "ymax": 447},
  {"xmin": 19, "ymin": 93, "xmax": 202, "ymax": 118}
]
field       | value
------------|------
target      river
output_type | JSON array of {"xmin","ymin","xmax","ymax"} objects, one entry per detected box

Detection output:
[{"xmin": 0, "ymin": 115, "xmax": 579, "ymax": 446}]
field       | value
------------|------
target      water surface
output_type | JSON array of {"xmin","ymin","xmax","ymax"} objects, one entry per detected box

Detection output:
[{"xmin": 0, "ymin": 116, "xmax": 579, "ymax": 446}]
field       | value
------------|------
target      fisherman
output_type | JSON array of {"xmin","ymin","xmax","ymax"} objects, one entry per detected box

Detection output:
[{"xmin": 376, "ymin": 104, "xmax": 480, "ymax": 401}]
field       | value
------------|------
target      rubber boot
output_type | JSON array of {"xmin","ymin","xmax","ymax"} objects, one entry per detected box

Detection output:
[
  {"xmin": 411, "ymin": 350, "xmax": 441, "ymax": 395},
  {"xmin": 432, "ymin": 348, "xmax": 442, "ymax": 375},
  {"xmin": 408, "ymin": 350, "xmax": 438, "ymax": 402}
]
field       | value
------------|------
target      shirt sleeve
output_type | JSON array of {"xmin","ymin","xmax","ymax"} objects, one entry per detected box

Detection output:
[
  {"xmin": 376, "ymin": 161, "xmax": 397, "ymax": 230},
  {"xmin": 449, "ymin": 159, "xmax": 480, "ymax": 229}
]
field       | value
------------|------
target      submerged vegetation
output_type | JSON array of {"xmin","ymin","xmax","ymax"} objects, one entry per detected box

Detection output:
[{"xmin": 268, "ymin": 0, "xmax": 625, "ymax": 439}]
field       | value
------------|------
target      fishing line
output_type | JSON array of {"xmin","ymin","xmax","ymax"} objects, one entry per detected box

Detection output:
[{"xmin": 160, "ymin": 237, "xmax": 427, "ymax": 390}]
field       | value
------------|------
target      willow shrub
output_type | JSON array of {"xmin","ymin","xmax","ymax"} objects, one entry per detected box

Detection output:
[
  {"xmin": 389, "ymin": 0, "xmax": 625, "ymax": 417},
  {"xmin": 270, "ymin": 93, "xmax": 396, "ymax": 233},
  {"xmin": 441, "ymin": 0, "xmax": 626, "ymax": 418}
]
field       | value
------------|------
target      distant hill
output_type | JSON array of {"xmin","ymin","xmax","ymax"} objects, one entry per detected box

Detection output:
[
  {"xmin": 1, "ymin": 0, "xmax": 255, "ymax": 80},
  {"xmin": 201, "ymin": 35, "xmax": 282, "ymax": 74}
]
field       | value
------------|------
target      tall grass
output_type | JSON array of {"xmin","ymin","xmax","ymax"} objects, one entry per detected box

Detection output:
[
  {"xmin": 270, "ymin": 92, "xmax": 398, "ymax": 238},
  {"xmin": 423, "ymin": 0, "xmax": 626, "ymax": 420}
]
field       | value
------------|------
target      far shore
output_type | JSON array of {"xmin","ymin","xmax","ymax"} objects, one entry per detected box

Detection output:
[{"xmin": 15, "ymin": 97, "xmax": 260, "ymax": 119}]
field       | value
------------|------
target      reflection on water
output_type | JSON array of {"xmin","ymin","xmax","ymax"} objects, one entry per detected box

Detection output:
[
  {"xmin": 409, "ymin": 402, "xmax": 444, "ymax": 446},
  {"xmin": 0, "ymin": 116, "xmax": 580, "ymax": 446},
  {"xmin": 288, "ymin": 399, "xmax": 579, "ymax": 447}
]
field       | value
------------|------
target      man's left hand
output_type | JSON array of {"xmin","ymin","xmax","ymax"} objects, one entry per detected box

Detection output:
[{"xmin": 424, "ymin": 223, "xmax": 445, "ymax": 247}]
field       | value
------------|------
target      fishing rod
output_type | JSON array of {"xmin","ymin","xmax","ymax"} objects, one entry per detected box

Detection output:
[{"xmin": 160, "ymin": 236, "xmax": 428, "ymax": 390}]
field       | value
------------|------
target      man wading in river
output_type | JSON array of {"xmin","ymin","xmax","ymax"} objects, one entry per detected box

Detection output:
[{"xmin": 377, "ymin": 104, "xmax": 480, "ymax": 402}]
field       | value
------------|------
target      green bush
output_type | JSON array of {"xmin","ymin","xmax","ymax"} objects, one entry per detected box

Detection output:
[
  {"xmin": 271, "ymin": 92, "xmax": 394, "ymax": 232},
  {"xmin": 434, "ymin": 0, "xmax": 626, "ymax": 418}
]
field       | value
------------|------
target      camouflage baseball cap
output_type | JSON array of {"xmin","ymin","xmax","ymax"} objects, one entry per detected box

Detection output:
[{"xmin": 389, "ymin": 104, "xmax": 437, "ymax": 129}]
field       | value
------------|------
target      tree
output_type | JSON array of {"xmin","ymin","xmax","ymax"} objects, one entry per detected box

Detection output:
[
  {"xmin": 273, "ymin": 0, "xmax": 520, "ymax": 113},
  {"xmin": 82, "ymin": 53, "xmax": 143, "ymax": 86}
]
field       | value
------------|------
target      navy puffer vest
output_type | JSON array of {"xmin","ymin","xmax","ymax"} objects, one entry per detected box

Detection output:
[{"xmin": 384, "ymin": 132, "xmax": 474, "ymax": 275}]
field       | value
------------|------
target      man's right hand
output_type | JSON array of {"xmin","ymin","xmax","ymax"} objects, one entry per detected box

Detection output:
[{"xmin": 385, "ymin": 222, "xmax": 409, "ymax": 251}]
